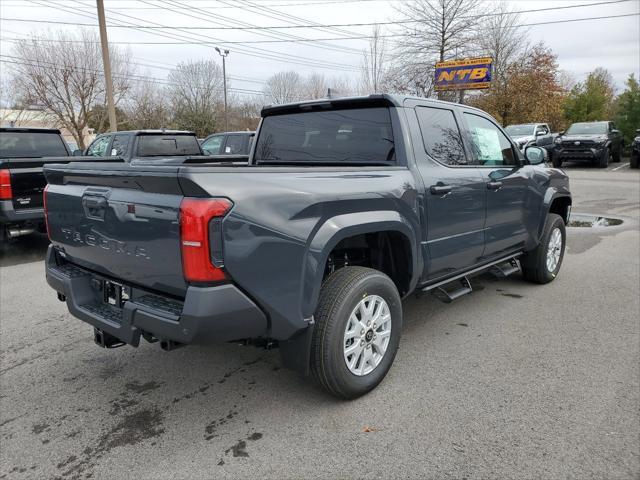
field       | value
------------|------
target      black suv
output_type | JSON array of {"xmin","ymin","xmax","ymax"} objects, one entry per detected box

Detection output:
[
  {"xmin": 631, "ymin": 129, "xmax": 639, "ymax": 169},
  {"xmin": 553, "ymin": 121, "xmax": 623, "ymax": 168}
]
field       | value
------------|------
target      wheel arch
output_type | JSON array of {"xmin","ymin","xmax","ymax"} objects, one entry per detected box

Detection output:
[{"xmin": 300, "ymin": 211, "xmax": 420, "ymax": 320}]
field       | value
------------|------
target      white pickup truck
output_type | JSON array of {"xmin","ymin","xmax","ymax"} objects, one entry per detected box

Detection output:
[{"xmin": 505, "ymin": 123, "xmax": 556, "ymax": 157}]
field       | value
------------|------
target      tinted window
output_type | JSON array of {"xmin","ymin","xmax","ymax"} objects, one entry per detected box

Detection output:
[
  {"xmin": 202, "ymin": 135, "xmax": 223, "ymax": 155},
  {"xmin": 224, "ymin": 135, "xmax": 247, "ymax": 155},
  {"xmin": 464, "ymin": 113, "xmax": 516, "ymax": 166},
  {"xmin": 86, "ymin": 136, "xmax": 111, "ymax": 156},
  {"xmin": 0, "ymin": 131, "xmax": 68, "ymax": 157},
  {"xmin": 416, "ymin": 106, "xmax": 467, "ymax": 165},
  {"xmin": 111, "ymin": 135, "xmax": 130, "ymax": 156},
  {"xmin": 505, "ymin": 124, "xmax": 535, "ymax": 136},
  {"xmin": 565, "ymin": 122, "xmax": 607, "ymax": 135},
  {"xmin": 136, "ymin": 135, "xmax": 201, "ymax": 157},
  {"xmin": 254, "ymin": 107, "xmax": 396, "ymax": 165}
]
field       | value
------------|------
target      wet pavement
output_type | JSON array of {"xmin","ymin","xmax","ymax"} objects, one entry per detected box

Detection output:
[{"xmin": 1, "ymin": 165, "xmax": 638, "ymax": 480}]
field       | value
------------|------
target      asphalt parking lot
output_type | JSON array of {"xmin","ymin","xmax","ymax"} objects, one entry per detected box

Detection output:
[{"xmin": 1, "ymin": 162, "xmax": 638, "ymax": 480}]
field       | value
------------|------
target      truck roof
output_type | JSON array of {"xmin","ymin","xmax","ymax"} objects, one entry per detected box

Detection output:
[
  {"xmin": 261, "ymin": 93, "xmax": 488, "ymax": 116},
  {"xmin": 112, "ymin": 129, "xmax": 196, "ymax": 135},
  {"xmin": 0, "ymin": 127, "xmax": 62, "ymax": 134}
]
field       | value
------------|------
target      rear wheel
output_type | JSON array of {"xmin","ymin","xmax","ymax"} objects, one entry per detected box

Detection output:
[
  {"xmin": 598, "ymin": 148, "xmax": 610, "ymax": 168},
  {"xmin": 521, "ymin": 213, "xmax": 566, "ymax": 284},
  {"xmin": 310, "ymin": 266, "xmax": 402, "ymax": 399}
]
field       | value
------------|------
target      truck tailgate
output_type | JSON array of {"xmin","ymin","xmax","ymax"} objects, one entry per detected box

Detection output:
[{"xmin": 45, "ymin": 164, "xmax": 188, "ymax": 297}]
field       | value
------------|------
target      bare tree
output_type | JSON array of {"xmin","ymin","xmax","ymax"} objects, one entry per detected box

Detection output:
[
  {"xmin": 360, "ymin": 26, "xmax": 387, "ymax": 94},
  {"xmin": 123, "ymin": 78, "xmax": 171, "ymax": 130},
  {"xmin": 478, "ymin": 2, "xmax": 525, "ymax": 84},
  {"xmin": 10, "ymin": 29, "xmax": 133, "ymax": 148},
  {"xmin": 263, "ymin": 71, "xmax": 304, "ymax": 104},
  {"xmin": 393, "ymin": 0, "xmax": 482, "ymax": 97},
  {"xmin": 168, "ymin": 59, "xmax": 224, "ymax": 137},
  {"xmin": 228, "ymin": 94, "xmax": 263, "ymax": 131},
  {"xmin": 304, "ymin": 73, "xmax": 328, "ymax": 99}
]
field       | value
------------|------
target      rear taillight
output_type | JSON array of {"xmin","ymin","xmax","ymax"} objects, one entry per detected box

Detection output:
[
  {"xmin": 0, "ymin": 169, "xmax": 12, "ymax": 200},
  {"xmin": 180, "ymin": 197, "xmax": 232, "ymax": 283},
  {"xmin": 43, "ymin": 184, "xmax": 51, "ymax": 240}
]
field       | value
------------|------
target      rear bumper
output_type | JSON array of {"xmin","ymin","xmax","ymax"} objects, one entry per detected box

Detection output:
[
  {"xmin": 45, "ymin": 245, "xmax": 268, "ymax": 347},
  {"xmin": 0, "ymin": 199, "xmax": 44, "ymax": 225}
]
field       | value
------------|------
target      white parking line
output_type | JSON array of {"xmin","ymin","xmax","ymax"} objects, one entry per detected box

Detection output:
[{"xmin": 611, "ymin": 163, "xmax": 629, "ymax": 171}]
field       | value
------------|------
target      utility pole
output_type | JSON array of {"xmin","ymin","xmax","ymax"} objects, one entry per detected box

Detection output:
[
  {"xmin": 215, "ymin": 47, "xmax": 229, "ymax": 131},
  {"xmin": 96, "ymin": 0, "xmax": 117, "ymax": 132}
]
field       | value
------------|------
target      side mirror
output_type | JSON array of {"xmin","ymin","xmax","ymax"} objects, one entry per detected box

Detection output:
[
  {"xmin": 535, "ymin": 131, "xmax": 544, "ymax": 136},
  {"xmin": 525, "ymin": 146, "xmax": 547, "ymax": 165},
  {"xmin": 72, "ymin": 149, "xmax": 83, "ymax": 156},
  {"xmin": 559, "ymin": 131, "xmax": 565, "ymax": 136},
  {"xmin": 636, "ymin": 129, "xmax": 640, "ymax": 134},
  {"xmin": 611, "ymin": 129, "xmax": 620, "ymax": 134}
]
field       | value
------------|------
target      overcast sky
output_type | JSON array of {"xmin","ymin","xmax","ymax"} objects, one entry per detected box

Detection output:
[{"xmin": 0, "ymin": 0, "xmax": 638, "ymax": 98}]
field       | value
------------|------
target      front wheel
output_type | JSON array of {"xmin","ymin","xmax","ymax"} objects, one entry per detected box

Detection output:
[
  {"xmin": 631, "ymin": 153, "xmax": 639, "ymax": 169},
  {"xmin": 598, "ymin": 148, "xmax": 610, "ymax": 168},
  {"xmin": 521, "ymin": 213, "xmax": 566, "ymax": 284},
  {"xmin": 552, "ymin": 155, "xmax": 563, "ymax": 168},
  {"xmin": 310, "ymin": 267, "xmax": 402, "ymax": 399}
]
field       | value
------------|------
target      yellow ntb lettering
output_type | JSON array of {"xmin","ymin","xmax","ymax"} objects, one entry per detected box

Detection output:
[
  {"xmin": 456, "ymin": 69, "xmax": 472, "ymax": 80},
  {"xmin": 470, "ymin": 67, "xmax": 488, "ymax": 80},
  {"xmin": 437, "ymin": 71, "xmax": 455, "ymax": 82}
]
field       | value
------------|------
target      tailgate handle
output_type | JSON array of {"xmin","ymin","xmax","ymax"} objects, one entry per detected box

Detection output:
[{"xmin": 82, "ymin": 195, "xmax": 108, "ymax": 220}]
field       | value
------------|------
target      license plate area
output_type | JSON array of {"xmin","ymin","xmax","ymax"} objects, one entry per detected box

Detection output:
[{"xmin": 103, "ymin": 280, "xmax": 130, "ymax": 308}]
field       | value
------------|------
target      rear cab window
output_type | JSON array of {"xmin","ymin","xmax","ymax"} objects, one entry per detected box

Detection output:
[
  {"xmin": 136, "ymin": 135, "xmax": 202, "ymax": 157},
  {"xmin": 254, "ymin": 107, "xmax": 396, "ymax": 165},
  {"xmin": 0, "ymin": 131, "xmax": 68, "ymax": 157},
  {"xmin": 415, "ymin": 106, "xmax": 468, "ymax": 166}
]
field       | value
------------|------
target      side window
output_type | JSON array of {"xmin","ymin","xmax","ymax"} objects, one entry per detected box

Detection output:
[
  {"xmin": 86, "ymin": 136, "xmax": 111, "ymax": 156},
  {"xmin": 110, "ymin": 135, "xmax": 130, "ymax": 156},
  {"xmin": 415, "ymin": 106, "xmax": 468, "ymax": 166},
  {"xmin": 464, "ymin": 113, "xmax": 517, "ymax": 167},
  {"xmin": 202, "ymin": 135, "xmax": 223, "ymax": 155},
  {"xmin": 536, "ymin": 125, "xmax": 548, "ymax": 135},
  {"xmin": 224, "ymin": 135, "xmax": 245, "ymax": 154}
]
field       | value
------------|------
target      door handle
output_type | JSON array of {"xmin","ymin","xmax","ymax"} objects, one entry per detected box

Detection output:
[
  {"xmin": 487, "ymin": 181, "xmax": 503, "ymax": 190},
  {"xmin": 430, "ymin": 184, "xmax": 452, "ymax": 195}
]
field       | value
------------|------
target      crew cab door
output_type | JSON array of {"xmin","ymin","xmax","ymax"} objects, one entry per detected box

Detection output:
[
  {"xmin": 462, "ymin": 112, "xmax": 530, "ymax": 258},
  {"xmin": 406, "ymin": 103, "xmax": 486, "ymax": 281}
]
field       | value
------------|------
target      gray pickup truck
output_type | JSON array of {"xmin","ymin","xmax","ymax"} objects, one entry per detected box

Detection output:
[{"xmin": 43, "ymin": 95, "xmax": 571, "ymax": 398}]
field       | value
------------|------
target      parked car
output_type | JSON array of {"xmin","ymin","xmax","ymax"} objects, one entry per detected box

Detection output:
[
  {"xmin": 631, "ymin": 129, "xmax": 639, "ymax": 169},
  {"xmin": 552, "ymin": 121, "xmax": 624, "ymax": 168},
  {"xmin": 80, "ymin": 130, "xmax": 204, "ymax": 161},
  {"xmin": 201, "ymin": 131, "xmax": 254, "ymax": 156},
  {"xmin": 1, "ymin": 127, "xmax": 72, "ymax": 242},
  {"xmin": 43, "ymin": 94, "xmax": 571, "ymax": 398},
  {"xmin": 505, "ymin": 123, "xmax": 555, "ymax": 157}
]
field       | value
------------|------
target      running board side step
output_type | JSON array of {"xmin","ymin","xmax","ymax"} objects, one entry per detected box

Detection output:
[
  {"xmin": 489, "ymin": 258, "xmax": 520, "ymax": 278},
  {"xmin": 432, "ymin": 276, "xmax": 472, "ymax": 303},
  {"xmin": 420, "ymin": 252, "xmax": 523, "ymax": 303}
]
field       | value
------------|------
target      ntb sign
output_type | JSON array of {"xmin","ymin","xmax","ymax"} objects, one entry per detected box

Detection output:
[{"xmin": 434, "ymin": 57, "xmax": 493, "ymax": 91}]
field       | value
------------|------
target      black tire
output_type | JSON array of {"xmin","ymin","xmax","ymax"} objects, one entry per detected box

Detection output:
[
  {"xmin": 631, "ymin": 153, "xmax": 639, "ymax": 169},
  {"xmin": 598, "ymin": 148, "xmax": 610, "ymax": 168},
  {"xmin": 614, "ymin": 147, "xmax": 621, "ymax": 162},
  {"xmin": 310, "ymin": 266, "xmax": 402, "ymax": 399},
  {"xmin": 521, "ymin": 213, "xmax": 566, "ymax": 284},
  {"xmin": 552, "ymin": 155, "xmax": 562, "ymax": 168}
]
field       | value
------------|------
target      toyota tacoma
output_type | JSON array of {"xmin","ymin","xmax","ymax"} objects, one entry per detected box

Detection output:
[
  {"xmin": 43, "ymin": 95, "xmax": 571, "ymax": 398},
  {"xmin": 553, "ymin": 121, "xmax": 624, "ymax": 168}
]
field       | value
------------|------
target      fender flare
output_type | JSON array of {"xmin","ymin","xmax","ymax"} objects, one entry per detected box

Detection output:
[
  {"xmin": 538, "ymin": 190, "xmax": 572, "ymax": 240},
  {"xmin": 299, "ymin": 210, "xmax": 420, "ymax": 319}
]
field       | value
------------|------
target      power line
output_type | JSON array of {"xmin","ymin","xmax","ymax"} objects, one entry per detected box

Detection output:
[
  {"xmin": 1, "ymin": 0, "xmax": 633, "ymax": 30},
  {"xmin": 0, "ymin": 55, "xmax": 266, "ymax": 96},
  {"xmin": 3, "ymin": 12, "xmax": 638, "ymax": 44},
  {"xmin": 23, "ymin": 0, "xmax": 360, "ymax": 71}
]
